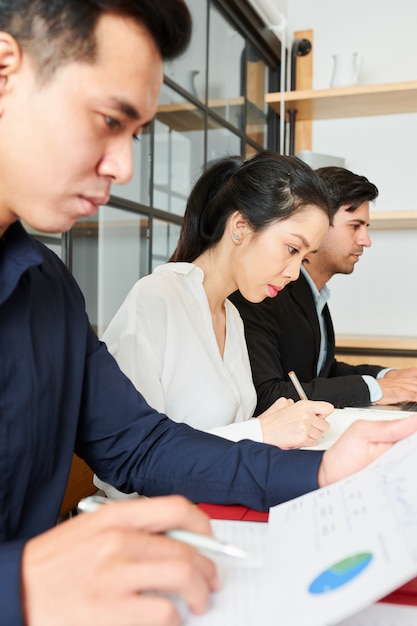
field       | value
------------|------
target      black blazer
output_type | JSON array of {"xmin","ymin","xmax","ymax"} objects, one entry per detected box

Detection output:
[{"xmin": 229, "ymin": 273, "xmax": 384, "ymax": 413}]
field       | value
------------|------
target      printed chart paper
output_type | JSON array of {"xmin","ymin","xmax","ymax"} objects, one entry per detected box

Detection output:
[
  {"xmin": 185, "ymin": 429, "xmax": 417, "ymax": 625},
  {"xmin": 265, "ymin": 429, "xmax": 417, "ymax": 625}
]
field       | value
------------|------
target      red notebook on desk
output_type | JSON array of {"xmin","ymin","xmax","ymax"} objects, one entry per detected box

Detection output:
[
  {"xmin": 198, "ymin": 503, "xmax": 268, "ymax": 522},
  {"xmin": 380, "ymin": 576, "xmax": 417, "ymax": 606}
]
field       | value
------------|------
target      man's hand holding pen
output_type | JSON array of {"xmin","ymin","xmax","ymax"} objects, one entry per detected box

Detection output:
[{"xmin": 21, "ymin": 495, "xmax": 220, "ymax": 626}]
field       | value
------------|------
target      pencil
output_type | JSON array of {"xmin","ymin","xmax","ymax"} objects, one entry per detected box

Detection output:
[
  {"xmin": 288, "ymin": 370, "xmax": 308, "ymax": 400},
  {"xmin": 78, "ymin": 495, "xmax": 248, "ymax": 559}
]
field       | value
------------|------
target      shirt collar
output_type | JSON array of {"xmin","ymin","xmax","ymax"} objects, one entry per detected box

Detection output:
[
  {"xmin": 0, "ymin": 221, "xmax": 43, "ymax": 305},
  {"xmin": 301, "ymin": 265, "xmax": 331, "ymax": 314},
  {"xmin": 154, "ymin": 262, "xmax": 204, "ymax": 281}
]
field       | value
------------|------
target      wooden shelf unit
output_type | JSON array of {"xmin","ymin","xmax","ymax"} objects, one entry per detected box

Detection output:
[
  {"xmin": 266, "ymin": 66, "xmax": 417, "ymax": 229},
  {"xmin": 266, "ymin": 80, "xmax": 417, "ymax": 121}
]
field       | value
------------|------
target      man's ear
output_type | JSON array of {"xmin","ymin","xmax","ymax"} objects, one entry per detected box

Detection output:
[{"xmin": 0, "ymin": 32, "xmax": 22, "ymax": 101}]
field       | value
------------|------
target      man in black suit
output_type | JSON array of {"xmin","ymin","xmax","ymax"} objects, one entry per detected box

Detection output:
[{"xmin": 230, "ymin": 166, "xmax": 417, "ymax": 413}]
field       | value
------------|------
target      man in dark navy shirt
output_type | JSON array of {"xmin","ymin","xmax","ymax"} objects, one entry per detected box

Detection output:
[{"xmin": 1, "ymin": 2, "xmax": 417, "ymax": 625}]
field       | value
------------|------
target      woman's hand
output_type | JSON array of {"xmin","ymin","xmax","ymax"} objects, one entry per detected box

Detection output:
[{"xmin": 258, "ymin": 397, "xmax": 333, "ymax": 448}]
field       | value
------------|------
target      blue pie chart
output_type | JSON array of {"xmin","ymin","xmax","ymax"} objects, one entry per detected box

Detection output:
[{"xmin": 308, "ymin": 552, "xmax": 373, "ymax": 594}]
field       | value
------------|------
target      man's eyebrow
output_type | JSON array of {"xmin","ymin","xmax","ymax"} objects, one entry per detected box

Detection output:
[
  {"xmin": 109, "ymin": 99, "xmax": 155, "ymax": 131},
  {"xmin": 107, "ymin": 98, "xmax": 140, "ymax": 121},
  {"xmin": 349, "ymin": 217, "xmax": 369, "ymax": 226}
]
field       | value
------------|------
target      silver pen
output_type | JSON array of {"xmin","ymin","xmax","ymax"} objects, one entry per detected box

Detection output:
[
  {"xmin": 288, "ymin": 370, "xmax": 308, "ymax": 400},
  {"xmin": 78, "ymin": 495, "xmax": 248, "ymax": 559}
]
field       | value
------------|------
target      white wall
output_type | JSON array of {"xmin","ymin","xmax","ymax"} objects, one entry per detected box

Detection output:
[
  {"xmin": 328, "ymin": 230, "xmax": 416, "ymax": 336},
  {"xmin": 281, "ymin": 0, "xmax": 417, "ymax": 337}
]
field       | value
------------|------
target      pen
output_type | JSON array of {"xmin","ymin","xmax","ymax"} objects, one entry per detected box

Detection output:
[
  {"xmin": 288, "ymin": 370, "xmax": 308, "ymax": 401},
  {"xmin": 78, "ymin": 495, "xmax": 248, "ymax": 559}
]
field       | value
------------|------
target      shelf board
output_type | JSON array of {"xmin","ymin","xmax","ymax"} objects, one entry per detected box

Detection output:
[
  {"xmin": 370, "ymin": 210, "xmax": 417, "ymax": 230},
  {"xmin": 157, "ymin": 97, "xmax": 266, "ymax": 132},
  {"xmin": 157, "ymin": 101, "xmax": 205, "ymax": 132},
  {"xmin": 266, "ymin": 81, "xmax": 417, "ymax": 120}
]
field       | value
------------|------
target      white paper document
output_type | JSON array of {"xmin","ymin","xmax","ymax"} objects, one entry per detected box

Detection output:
[
  {"xmin": 305, "ymin": 406, "xmax": 411, "ymax": 451},
  {"xmin": 184, "ymin": 520, "xmax": 268, "ymax": 625},
  {"xmin": 266, "ymin": 429, "xmax": 417, "ymax": 625},
  {"xmin": 185, "ymin": 429, "xmax": 417, "ymax": 625}
]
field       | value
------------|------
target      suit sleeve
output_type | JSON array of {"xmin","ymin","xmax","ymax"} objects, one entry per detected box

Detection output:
[
  {"xmin": 229, "ymin": 290, "xmax": 383, "ymax": 412},
  {"xmin": 249, "ymin": 326, "xmax": 380, "ymax": 411},
  {"xmin": 76, "ymin": 331, "xmax": 323, "ymax": 512},
  {"xmin": 0, "ymin": 540, "xmax": 26, "ymax": 626},
  {"xmin": 329, "ymin": 359, "xmax": 385, "ymax": 379}
]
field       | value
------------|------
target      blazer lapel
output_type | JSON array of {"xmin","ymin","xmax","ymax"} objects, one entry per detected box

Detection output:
[{"xmin": 287, "ymin": 274, "xmax": 322, "ymax": 361}]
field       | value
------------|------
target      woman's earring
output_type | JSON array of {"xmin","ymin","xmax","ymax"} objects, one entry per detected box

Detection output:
[{"xmin": 232, "ymin": 232, "xmax": 240, "ymax": 241}]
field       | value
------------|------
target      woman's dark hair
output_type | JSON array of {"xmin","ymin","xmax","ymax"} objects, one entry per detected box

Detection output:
[
  {"xmin": 316, "ymin": 166, "xmax": 378, "ymax": 215},
  {"xmin": 0, "ymin": 0, "xmax": 192, "ymax": 81},
  {"xmin": 171, "ymin": 150, "xmax": 332, "ymax": 263}
]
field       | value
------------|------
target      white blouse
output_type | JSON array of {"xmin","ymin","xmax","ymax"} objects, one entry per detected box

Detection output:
[{"xmin": 102, "ymin": 263, "xmax": 262, "ymax": 443}]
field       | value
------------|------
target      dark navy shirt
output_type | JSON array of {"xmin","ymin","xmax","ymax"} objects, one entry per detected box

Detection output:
[{"xmin": 0, "ymin": 221, "xmax": 322, "ymax": 625}]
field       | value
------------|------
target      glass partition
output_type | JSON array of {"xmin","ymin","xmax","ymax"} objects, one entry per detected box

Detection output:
[
  {"xmin": 154, "ymin": 84, "xmax": 205, "ymax": 216},
  {"xmin": 72, "ymin": 206, "xmax": 149, "ymax": 337},
  {"xmin": 208, "ymin": 3, "xmax": 246, "ymax": 129},
  {"xmin": 110, "ymin": 127, "xmax": 152, "ymax": 205},
  {"xmin": 152, "ymin": 219, "xmax": 181, "ymax": 271},
  {"xmin": 164, "ymin": 0, "xmax": 207, "ymax": 104},
  {"xmin": 207, "ymin": 119, "xmax": 242, "ymax": 162}
]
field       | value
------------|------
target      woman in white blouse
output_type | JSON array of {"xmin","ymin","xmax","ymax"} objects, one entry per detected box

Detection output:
[{"xmin": 101, "ymin": 151, "xmax": 334, "ymax": 453}]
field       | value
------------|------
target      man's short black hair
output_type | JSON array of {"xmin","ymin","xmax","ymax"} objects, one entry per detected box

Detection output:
[
  {"xmin": 316, "ymin": 166, "xmax": 379, "ymax": 215},
  {"xmin": 0, "ymin": 0, "xmax": 192, "ymax": 81}
]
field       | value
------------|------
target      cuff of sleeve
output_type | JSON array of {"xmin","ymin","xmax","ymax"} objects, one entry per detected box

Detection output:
[
  {"xmin": 362, "ymin": 375, "xmax": 383, "ymax": 402},
  {"xmin": 0, "ymin": 540, "xmax": 27, "ymax": 626},
  {"xmin": 376, "ymin": 367, "xmax": 394, "ymax": 379},
  {"xmin": 209, "ymin": 419, "xmax": 263, "ymax": 443}
]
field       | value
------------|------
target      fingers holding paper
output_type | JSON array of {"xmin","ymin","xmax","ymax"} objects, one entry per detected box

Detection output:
[
  {"xmin": 21, "ymin": 495, "xmax": 220, "ymax": 626},
  {"xmin": 318, "ymin": 413, "xmax": 417, "ymax": 488}
]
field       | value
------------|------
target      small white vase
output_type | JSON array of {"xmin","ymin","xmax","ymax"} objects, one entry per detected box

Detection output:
[{"xmin": 330, "ymin": 53, "xmax": 361, "ymax": 88}]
